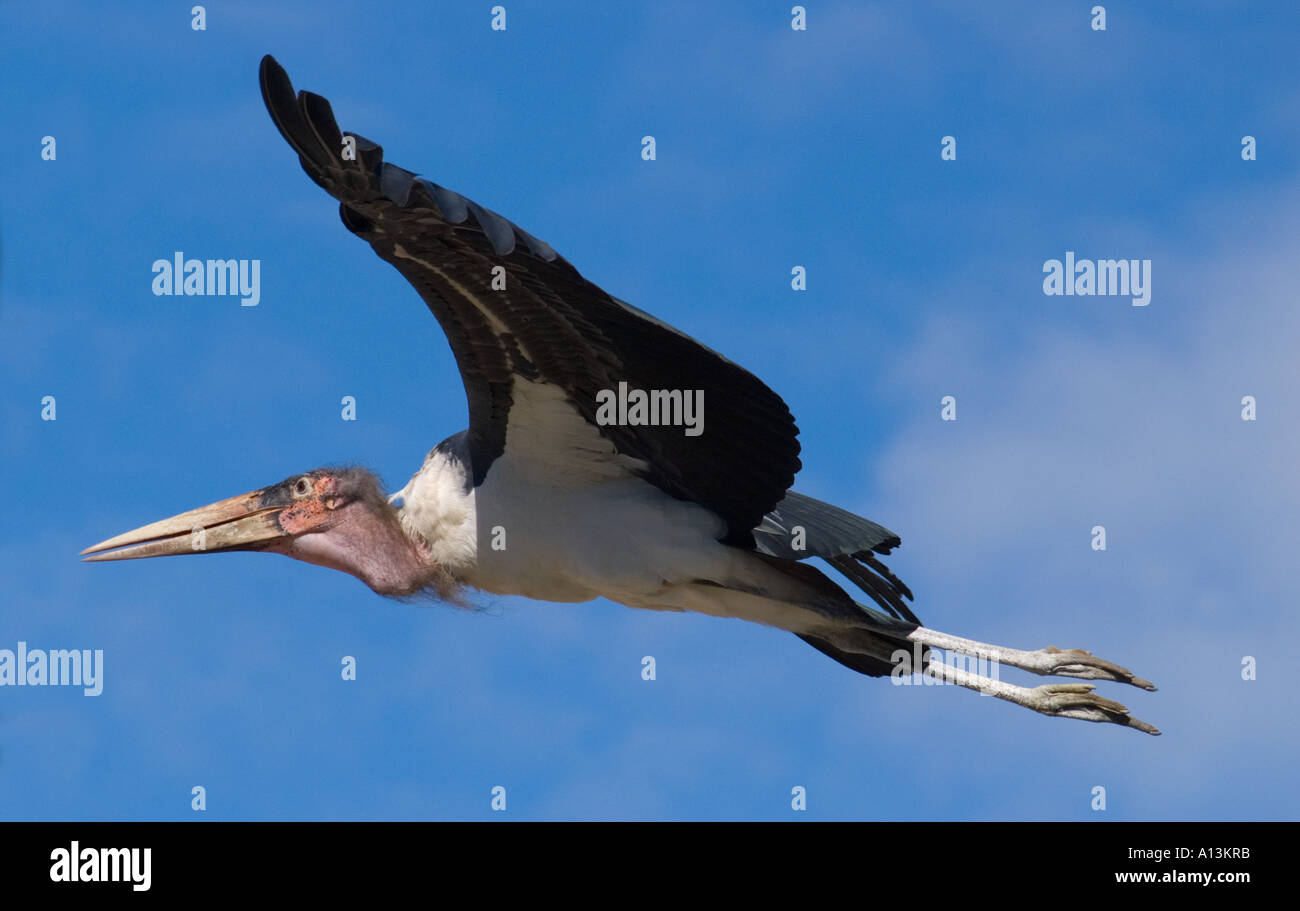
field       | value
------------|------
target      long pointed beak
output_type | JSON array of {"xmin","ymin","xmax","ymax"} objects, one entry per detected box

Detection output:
[{"xmin": 81, "ymin": 490, "xmax": 288, "ymax": 562}]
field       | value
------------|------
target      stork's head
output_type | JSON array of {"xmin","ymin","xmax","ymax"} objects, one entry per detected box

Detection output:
[{"xmin": 82, "ymin": 467, "xmax": 449, "ymax": 597}]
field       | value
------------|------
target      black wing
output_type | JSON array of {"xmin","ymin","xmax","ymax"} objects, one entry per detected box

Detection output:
[{"xmin": 259, "ymin": 56, "xmax": 800, "ymax": 545}]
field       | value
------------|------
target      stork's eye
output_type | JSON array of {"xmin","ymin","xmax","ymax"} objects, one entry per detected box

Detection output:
[{"xmin": 292, "ymin": 477, "xmax": 313, "ymax": 497}]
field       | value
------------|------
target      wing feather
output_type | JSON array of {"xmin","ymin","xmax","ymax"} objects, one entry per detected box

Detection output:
[{"xmin": 259, "ymin": 55, "xmax": 801, "ymax": 543}]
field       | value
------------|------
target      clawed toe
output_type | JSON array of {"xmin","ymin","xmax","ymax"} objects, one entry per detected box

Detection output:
[
  {"xmin": 1025, "ymin": 683, "xmax": 1161, "ymax": 735},
  {"xmin": 1039, "ymin": 646, "xmax": 1157, "ymax": 691}
]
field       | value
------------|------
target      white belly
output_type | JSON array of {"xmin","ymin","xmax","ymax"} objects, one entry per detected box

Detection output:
[
  {"xmin": 468, "ymin": 456, "xmax": 730, "ymax": 602},
  {"xmin": 390, "ymin": 380, "xmax": 824, "ymax": 633}
]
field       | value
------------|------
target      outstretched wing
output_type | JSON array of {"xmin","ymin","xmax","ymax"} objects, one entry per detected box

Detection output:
[{"xmin": 259, "ymin": 55, "xmax": 800, "ymax": 545}]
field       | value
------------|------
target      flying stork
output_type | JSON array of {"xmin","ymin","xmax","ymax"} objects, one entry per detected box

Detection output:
[{"xmin": 83, "ymin": 56, "xmax": 1158, "ymax": 735}]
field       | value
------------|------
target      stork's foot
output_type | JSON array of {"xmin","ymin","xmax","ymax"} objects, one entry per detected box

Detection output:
[
  {"xmin": 917, "ymin": 656, "xmax": 1162, "ymax": 735},
  {"xmin": 1015, "ymin": 683, "xmax": 1161, "ymax": 735},
  {"xmin": 1026, "ymin": 646, "xmax": 1157, "ymax": 691},
  {"xmin": 897, "ymin": 625, "xmax": 1157, "ymax": 692},
  {"xmin": 881, "ymin": 623, "xmax": 1161, "ymax": 733}
]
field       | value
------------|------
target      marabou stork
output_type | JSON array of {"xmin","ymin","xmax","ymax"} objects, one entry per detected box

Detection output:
[{"xmin": 83, "ymin": 56, "xmax": 1158, "ymax": 734}]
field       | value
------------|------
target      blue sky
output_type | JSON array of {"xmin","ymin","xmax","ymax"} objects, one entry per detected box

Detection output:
[{"xmin": 2, "ymin": 1, "xmax": 1297, "ymax": 820}]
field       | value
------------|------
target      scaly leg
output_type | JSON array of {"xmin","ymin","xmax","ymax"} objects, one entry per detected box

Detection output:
[{"xmin": 903, "ymin": 626, "xmax": 1156, "ymax": 691}]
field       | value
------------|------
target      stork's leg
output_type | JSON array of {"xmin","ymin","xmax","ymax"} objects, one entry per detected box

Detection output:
[
  {"xmin": 832, "ymin": 617, "xmax": 1160, "ymax": 733},
  {"xmin": 922, "ymin": 659, "xmax": 1160, "ymax": 735},
  {"xmin": 901, "ymin": 625, "xmax": 1156, "ymax": 691}
]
